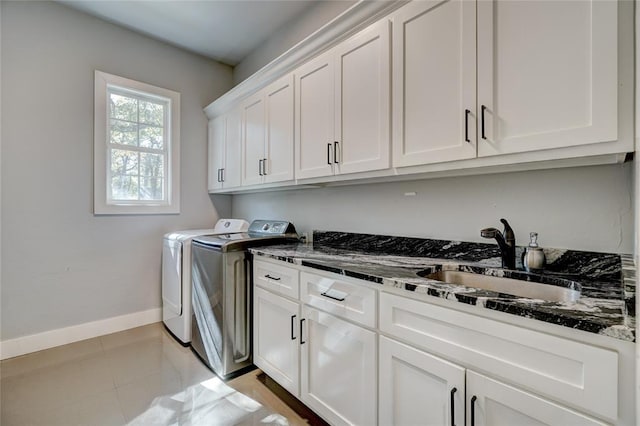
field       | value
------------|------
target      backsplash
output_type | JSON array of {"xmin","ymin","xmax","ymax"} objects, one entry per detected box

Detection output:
[{"xmin": 314, "ymin": 231, "xmax": 624, "ymax": 275}]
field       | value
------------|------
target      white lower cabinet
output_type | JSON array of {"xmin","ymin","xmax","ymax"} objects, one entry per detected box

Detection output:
[
  {"xmin": 300, "ymin": 305, "xmax": 377, "ymax": 426},
  {"xmin": 379, "ymin": 336, "xmax": 608, "ymax": 426},
  {"xmin": 254, "ymin": 259, "xmax": 629, "ymax": 425},
  {"xmin": 466, "ymin": 370, "xmax": 608, "ymax": 426},
  {"xmin": 253, "ymin": 260, "xmax": 377, "ymax": 425},
  {"xmin": 379, "ymin": 336, "xmax": 465, "ymax": 426},
  {"xmin": 253, "ymin": 286, "xmax": 300, "ymax": 396}
]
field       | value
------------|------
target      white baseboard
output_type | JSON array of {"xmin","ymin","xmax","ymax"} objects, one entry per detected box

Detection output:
[{"xmin": 0, "ymin": 308, "xmax": 162, "ymax": 360}]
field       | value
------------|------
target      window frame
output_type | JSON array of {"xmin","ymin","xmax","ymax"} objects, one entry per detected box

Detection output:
[{"xmin": 94, "ymin": 70, "xmax": 180, "ymax": 215}]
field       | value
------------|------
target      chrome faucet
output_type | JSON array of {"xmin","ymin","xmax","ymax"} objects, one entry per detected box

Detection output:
[{"xmin": 481, "ymin": 218, "xmax": 516, "ymax": 269}]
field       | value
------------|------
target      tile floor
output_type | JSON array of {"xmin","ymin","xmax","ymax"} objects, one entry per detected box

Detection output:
[{"xmin": 0, "ymin": 323, "xmax": 308, "ymax": 425}]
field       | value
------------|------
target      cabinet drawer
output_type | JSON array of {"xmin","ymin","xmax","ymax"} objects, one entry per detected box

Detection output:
[
  {"xmin": 379, "ymin": 292, "xmax": 618, "ymax": 421},
  {"xmin": 300, "ymin": 271, "xmax": 376, "ymax": 328},
  {"xmin": 254, "ymin": 259, "xmax": 299, "ymax": 299}
]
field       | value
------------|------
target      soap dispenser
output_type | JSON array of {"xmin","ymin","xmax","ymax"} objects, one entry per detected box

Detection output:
[{"xmin": 522, "ymin": 232, "xmax": 546, "ymax": 272}]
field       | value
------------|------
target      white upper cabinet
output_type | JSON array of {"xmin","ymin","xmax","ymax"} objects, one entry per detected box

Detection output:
[
  {"xmin": 392, "ymin": 0, "xmax": 477, "ymax": 167},
  {"xmin": 208, "ymin": 107, "xmax": 242, "ymax": 191},
  {"xmin": 295, "ymin": 50, "xmax": 338, "ymax": 180},
  {"xmin": 241, "ymin": 74, "xmax": 295, "ymax": 186},
  {"xmin": 393, "ymin": 0, "xmax": 619, "ymax": 165},
  {"xmin": 334, "ymin": 20, "xmax": 391, "ymax": 175},
  {"xmin": 296, "ymin": 20, "xmax": 391, "ymax": 179},
  {"xmin": 207, "ymin": 0, "xmax": 628, "ymax": 192},
  {"xmin": 264, "ymin": 74, "xmax": 295, "ymax": 184},
  {"xmin": 477, "ymin": 0, "xmax": 618, "ymax": 156},
  {"xmin": 224, "ymin": 109, "xmax": 242, "ymax": 188},
  {"xmin": 208, "ymin": 116, "xmax": 225, "ymax": 191},
  {"xmin": 241, "ymin": 93, "xmax": 265, "ymax": 186}
]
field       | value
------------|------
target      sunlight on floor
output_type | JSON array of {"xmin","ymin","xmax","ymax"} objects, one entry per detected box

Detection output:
[
  {"xmin": 127, "ymin": 376, "xmax": 290, "ymax": 425},
  {"xmin": 0, "ymin": 324, "xmax": 306, "ymax": 425}
]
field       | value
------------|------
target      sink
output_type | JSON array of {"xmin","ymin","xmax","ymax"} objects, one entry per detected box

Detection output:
[{"xmin": 419, "ymin": 269, "xmax": 581, "ymax": 302}]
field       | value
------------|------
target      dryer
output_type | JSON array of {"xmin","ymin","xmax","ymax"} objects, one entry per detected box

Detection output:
[{"xmin": 162, "ymin": 219, "xmax": 249, "ymax": 344}]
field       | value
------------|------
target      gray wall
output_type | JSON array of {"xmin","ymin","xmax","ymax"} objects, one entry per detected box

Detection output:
[
  {"xmin": 232, "ymin": 163, "xmax": 634, "ymax": 254},
  {"xmin": 233, "ymin": 0, "xmax": 356, "ymax": 85},
  {"xmin": 1, "ymin": 1, "xmax": 232, "ymax": 340}
]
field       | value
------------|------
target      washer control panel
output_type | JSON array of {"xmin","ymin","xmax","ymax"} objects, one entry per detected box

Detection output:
[{"xmin": 249, "ymin": 220, "xmax": 296, "ymax": 236}]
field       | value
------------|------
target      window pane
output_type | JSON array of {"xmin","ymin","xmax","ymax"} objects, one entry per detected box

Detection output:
[
  {"xmin": 109, "ymin": 93, "xmax": 137, "ymax": 122},
  {"xmin": 140, "ymin": 177, "xmax": 164, "ymax": 201},
  {"xmin": 111, "ymin": 149, "xmax": 139, "ymax": 176},
  {"xmin": 110, "ymin": 119, "xmax": 138, "ymax": 146},
  {"xmin": 140, "ymin": 101, "xmax": 164, "ymax": 126},
  {"xmin": 139, "ymin": 125, "xmax": 164, "ymax": 149},
  {"xmin": 97, "ymin": 71, "xmax": 179, "ymax": 213},
  {"xmin": 111, "ymin": 175, "xmax": 139, "ymax": 200},
  {"xmin": 140, "ymin": 152, "xmax": 164, "ymax": 177}
]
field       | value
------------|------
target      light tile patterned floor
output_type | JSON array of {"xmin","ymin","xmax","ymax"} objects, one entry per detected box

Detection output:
[{"xmin": 0, "ymin": 323, "xmax": 307, "ymax": 425}]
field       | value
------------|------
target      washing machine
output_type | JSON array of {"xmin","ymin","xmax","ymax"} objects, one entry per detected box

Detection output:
[
  {"xmin": 191, "ymin": 220, "xmax": 298, "ymax": 379},
  {"xmin": 162, "ymin": 218, "xmax": 249, "ymax": 345}
]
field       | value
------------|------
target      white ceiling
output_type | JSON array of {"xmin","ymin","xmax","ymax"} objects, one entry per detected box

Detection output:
[{"xmin": 57, "ymin": 0, "xmax": 322, "ymax": 66}]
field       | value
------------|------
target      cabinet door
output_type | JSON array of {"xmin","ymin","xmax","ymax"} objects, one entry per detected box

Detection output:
[
  {"xmin": 334, "ymin": 19, "xmax": 391, "ymax": 175},
  {"xmin": 379, "ymin": 336, "xmax": 465, "ymax": 426},
  {"xmin": 265, "ymin": 74, "xmax": 294, "ymax": 184},
  {"xmin": 253, "ymin": 287, "xmax": 300, "ymax": 397},
  {"xmin": 208, "ymin": 116, "xmax": 225, "ymax": 191},
  {"xmin": 295, "ymin": 51, "xmax": 335, "ymax": 180},
  {"xmin": 466, "ymin": 371, "xmax": 607, "ymax": 426},
  {"xmin": 223, "ymin": 106, "xmax": 243, "ymax": 189},
  {"xmin": 300, "ymin": 306, "xmax": 376, "ymax": 426},
  {"xmin": 392, "ymin": 0, "xmax": 477, "ymax": 167},
  {"xmin": 477, "ymin": 0, "xmax": 617, "ymax": 156},
  {"xmin": 241, "ymin": 94, "xmax": 265, "ymax": 186}
]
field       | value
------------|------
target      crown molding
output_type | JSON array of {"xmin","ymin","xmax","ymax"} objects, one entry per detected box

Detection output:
[{"xmin": 204, "ymin": 0, "xmax": 407, "ymax": 118}]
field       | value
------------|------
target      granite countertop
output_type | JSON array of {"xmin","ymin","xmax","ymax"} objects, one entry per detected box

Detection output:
[{"xmin": 250, "ymin": 231, "xmax": 636, "ymax": 343}]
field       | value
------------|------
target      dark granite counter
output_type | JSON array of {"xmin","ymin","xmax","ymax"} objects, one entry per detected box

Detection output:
[{"xmin": 250, "ymin": 231, "xmax": 636, "ymax": 342}]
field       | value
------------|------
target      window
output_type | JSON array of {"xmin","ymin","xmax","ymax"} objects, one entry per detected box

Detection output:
[{"xmin": 94, "ymin": 71, "xmax": 180, "ymax": 214}]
